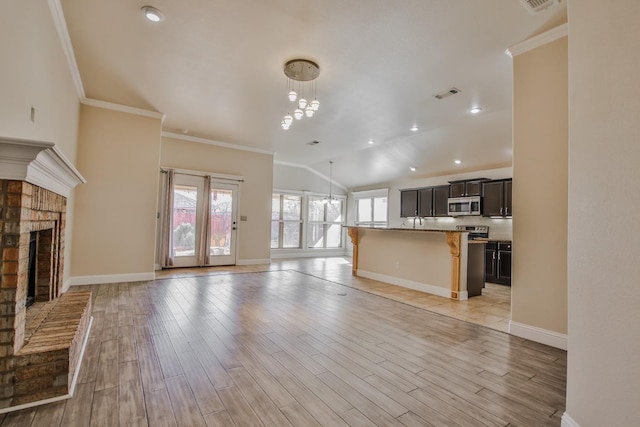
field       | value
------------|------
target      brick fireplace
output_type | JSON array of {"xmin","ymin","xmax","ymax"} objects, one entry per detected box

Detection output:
[{"xmin": 0, "ymin": 137, "xmax": 88, "ymax": 412}]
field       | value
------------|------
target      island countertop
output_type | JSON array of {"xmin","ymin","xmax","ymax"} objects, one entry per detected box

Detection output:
[{"xmin": 345, "ymin": 226, "xmax": 467, "ymax": 233}]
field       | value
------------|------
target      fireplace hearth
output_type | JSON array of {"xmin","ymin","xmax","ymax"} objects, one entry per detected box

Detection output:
[{"xmin": 0, "ymin": 137, "xmax": 88, "ymax": 412}]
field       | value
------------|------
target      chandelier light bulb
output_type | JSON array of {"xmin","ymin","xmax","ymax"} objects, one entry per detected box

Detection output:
[
  {"xmin": 310, "ymin": 99, "xmax": 320, "ymax": 111},
  {"xmin": 288, "ymin": 91, "xmax": 297, "ymax": 102},
  {"xmin": 284, "ymin": 114, "xmax": 293, "ymax": 126},
  {"xmin": 281, "ymin": 120, "xmax": 290, "ymax": 130},
  {"xmin": 305, "ymin": 107, "xmax": 314, "ymax": 117},
  {"xmin": 294, "ymin": 109, "xmax": 304, "ymax": 120},
  {"xmin": 298, "ymin": 98, "xmax": 308, "ymax": 109}
]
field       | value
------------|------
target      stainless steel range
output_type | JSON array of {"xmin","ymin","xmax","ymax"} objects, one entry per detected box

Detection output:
[{"xmin": 455, "ymin": 225, "xmax": 489, "ymax": 240}]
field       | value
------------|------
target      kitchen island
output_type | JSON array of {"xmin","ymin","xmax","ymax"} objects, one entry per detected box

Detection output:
[{"xmin": 346, "ymin": 226, "xmax": 477, "ymax": 300}]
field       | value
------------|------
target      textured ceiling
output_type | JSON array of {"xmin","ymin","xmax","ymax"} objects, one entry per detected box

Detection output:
[{"xmin": 60, "ymin": 0, "xmax": 566, "ymax": 188}]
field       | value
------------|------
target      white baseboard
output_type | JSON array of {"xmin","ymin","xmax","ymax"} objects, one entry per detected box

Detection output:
[
  {"xmin": 561, "ymin": 412, "xmax": 580, "ymax": 427},
  {"xmin": 509, "ymin": 320, "xmax": 567, "ymax": 350},
  {"xmin": 357, "ymin": 270, "xmax": 452, "ymax": 299},
  {"xmin": 154, "ymin": 263, "xmax": 162, "ymax": 271},
  {"xmin": 62, "ymin": 278, "xmax": 71, "ymax": 293},
  {"xmin": 0, "ymin": 315, "xmax": 93, "ymax": 415},
  {"xmin": 68, "ymin": 272, "xmax": 155, "ymax": 286},
  {"xmin": 236, "ymin": 258, "xmax": 271, "ymax": 266}
]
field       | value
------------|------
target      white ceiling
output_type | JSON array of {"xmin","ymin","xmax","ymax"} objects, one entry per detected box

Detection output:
[{"xmin": 60, "ymin": 0, "xmax": 566, "ymax": 189}]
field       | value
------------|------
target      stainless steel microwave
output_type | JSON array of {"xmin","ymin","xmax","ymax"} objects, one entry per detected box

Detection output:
[{"xmin": 447, "ymin": 196, "xmax": 481, "ymax": 216}]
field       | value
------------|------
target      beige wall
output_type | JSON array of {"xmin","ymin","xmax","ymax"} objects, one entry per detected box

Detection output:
[
  {"xmin": 0, "ymin": 0, "xmax": 81, "ymax": 286},
  {"xmin": 71, "ymin": 105, "xmax": 162, "ymax": 278},
  {"xmin": 274, "ymin": 163, "xmax": 347, "ymax": 196},
  {"xmin": 566, "ymin": 1, "xmax": 640, "ymax": 425},
  {"xmin": 511, "ymin": 36, "xmax": 568, "ymax": 337},
  {"xmin": 357, "ymin": 229, "xmax": 455, "ymax": 295},
  {"xmin": 161, "ymin": 137, "xmax": 273, "ymax": 262}
]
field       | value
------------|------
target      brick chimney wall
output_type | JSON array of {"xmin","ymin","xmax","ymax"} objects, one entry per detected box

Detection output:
[{"xmin": 0, "ymin": 180, "xmax": 66, "ymax": 405}]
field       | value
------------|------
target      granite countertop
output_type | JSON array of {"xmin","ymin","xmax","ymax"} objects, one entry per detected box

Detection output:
[{"xmin": 346, "ymin": 226, "xmax": 465, "ymax": 233}]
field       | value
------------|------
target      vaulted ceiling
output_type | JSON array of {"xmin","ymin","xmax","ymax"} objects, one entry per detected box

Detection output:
[{"xmin": 60, "ymin": 0, "xmax": 566, "ymax": 188}]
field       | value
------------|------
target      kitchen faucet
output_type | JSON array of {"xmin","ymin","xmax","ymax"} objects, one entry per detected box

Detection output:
[{"xmin": 413, "ymin": 216, "xmax": 422, "ymax": 229}]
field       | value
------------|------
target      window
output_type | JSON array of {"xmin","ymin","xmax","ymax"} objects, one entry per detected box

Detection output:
[
  {"xmin": 354, "ymin": 189, "xmax": 388, "ymax": 227},
  {"xmin": 307, "ymin": 196, "xmax": 345, "ymax": 248},
  {"xmin": 271, "ymin": 193, "xmax": 302, "ymax": 249}
]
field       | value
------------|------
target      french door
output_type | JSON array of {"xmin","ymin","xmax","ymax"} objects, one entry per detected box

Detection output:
[{"xmin": 170, "ymin": 174, "xmax": 238, "ymax": 267}]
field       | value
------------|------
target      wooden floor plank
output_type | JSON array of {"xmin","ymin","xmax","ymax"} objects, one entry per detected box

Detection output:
[
  {"xmin": 89, "ymin": 387, "xmax": 118, "ymax": 427},
  {"xmin": 165, "ymin": 375, "xmax": 207, "ymax": 427},
  {"xmin": 4, "ymin": 259, "xmax": 565, "ymax": 426},
  {"xmin": 226, "ymin": 367, "xmax": 293, "ymax": 426},
  {"xmin": 216, "ymin": 385, "xmax": 264, "ymax": 427}
]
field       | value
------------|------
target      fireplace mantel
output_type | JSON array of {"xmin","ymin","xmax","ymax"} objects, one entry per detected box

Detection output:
[{"xmin": 0, "ymin": 137, "xmax": 85, "ymax": 197}]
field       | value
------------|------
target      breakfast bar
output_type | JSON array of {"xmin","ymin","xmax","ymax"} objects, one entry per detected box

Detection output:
[{"xmin": 346, "ymin": 226, "xmax": 474, "ymax": 300}]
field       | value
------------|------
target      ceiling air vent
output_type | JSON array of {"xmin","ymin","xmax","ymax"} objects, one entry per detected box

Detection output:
[
  {"xmin": 520, "ymin": 0, "xmax": 561, "ymax": 14},
  {"xmin": 434, "ymin": 87, "xmax": 461, "ymax": 100}
]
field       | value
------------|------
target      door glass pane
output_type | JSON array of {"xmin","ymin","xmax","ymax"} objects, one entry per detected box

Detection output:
[
  {"xmin": 326, "ymin": 224, "xmax": 342, "ymax": 248},
  {"xmin": 210, "ymin": 189, "xmax": 232, "ymax": 256},
  {"xmin": 358, "ymin": 199, "xmax": 372, "ymax": 222},
  {"xmin": 373, "ymin": 197, "xmax": 387, "ymax": 222},
  {"xmin": 282, "ymin": 195, "xmax": 301, "ymax": 220},
  {"xmin": 283, "ymin": 222, "xmax": 301, "ymax": 248},
  {"xmin": 173, "ymin": 185, "xmax": 197, "ymax": 257}
]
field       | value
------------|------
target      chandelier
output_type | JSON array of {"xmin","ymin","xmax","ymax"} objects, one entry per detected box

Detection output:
[
  {"xmin": 281, "ymin": 59, "xmax": 320, "ymax": 130},
  {"xmin": 324, "ymin": 161, "xmax": 338, "ymax": 204}
]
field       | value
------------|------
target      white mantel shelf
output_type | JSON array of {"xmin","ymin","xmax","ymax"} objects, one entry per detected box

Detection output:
[{"xmin": 0, "ymin": 137, "xmax": 86, "ymax": 197}]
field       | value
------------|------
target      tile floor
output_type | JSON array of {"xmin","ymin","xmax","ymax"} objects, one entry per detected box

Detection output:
[{"xmin": 156, "ymin": 256, "xmax": 512, "ymax": 333}]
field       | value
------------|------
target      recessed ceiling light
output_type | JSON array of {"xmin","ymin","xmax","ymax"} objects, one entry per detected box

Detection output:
[
  {"xmin": 410, "ymin": 125, "xmax": 419, "ymax": 132},
  {"xmin": 470, "ymin": 107, "xmax": 483, "ymax": 114},
  {"xmin": 410, "ymin": 167, "xmax": 416, "ymax": 172},
  {"xmin": 368, "ymin": 139, "xmax": 374, "ymax": 144},
  {"xmin": 141, "ymin": 6, "xmax": 165, "ymax": 22},
  {"xmin": 454, "ymin": 159, "xmax": 461, "ymax": 164}
]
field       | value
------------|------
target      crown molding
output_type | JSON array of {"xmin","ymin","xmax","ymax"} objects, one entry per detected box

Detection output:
[
  {"xmin": 162, "ymin": 132, "xmax": 275, "ymax": 156},
  {"xmin": 507, "ymin": 23, "xmax": 568, "ymax": 57},
  {"xmin": 0, "ymin": 137, "xmax": 86, "ymax": 197},
  {"xmin": 48, "ymin": 0, "xmax": 85, "ymax": 99},
  {"xmin": 274, "ymin": 160, "xmax": 348, "ymax": 191},
  {"xmin": 82, "ymin": 98, "xmax": 166, "ymax": 121}
]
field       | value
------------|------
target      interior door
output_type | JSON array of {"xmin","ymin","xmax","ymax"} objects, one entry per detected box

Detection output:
[
  {"xmin": 207, "ymin": 182, "xmax": 238, "ymax": 266},
  {"xmin": 171, "ymin": 174, "xmax": 205, "ymax": 268}
]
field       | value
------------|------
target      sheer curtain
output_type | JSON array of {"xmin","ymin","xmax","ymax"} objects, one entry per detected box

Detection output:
[
  {"xmin": 161, "ymin": 170, "xmax": 175, "ymax": 267},
  {"xmin": 197, "ymin": 176, "xmax": 212, "ymax": 266}
]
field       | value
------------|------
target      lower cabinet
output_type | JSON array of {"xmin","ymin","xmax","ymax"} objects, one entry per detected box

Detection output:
[{"xmin": 485, "ymin": 241, "xmax": 512, "ymax": 285}]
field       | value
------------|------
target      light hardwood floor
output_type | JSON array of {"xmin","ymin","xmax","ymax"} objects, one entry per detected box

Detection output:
[{"xmin": 0, "ymin": 257, "xmax": 565, "ymax": 426}]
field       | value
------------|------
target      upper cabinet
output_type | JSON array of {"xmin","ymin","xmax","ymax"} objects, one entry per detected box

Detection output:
[
  {"xmin": 401, "ymin": 185, "xmax": 450, "ymax": 217},
  {"xmin": 482, "ymin": 179, "xmax": 512, "ymax": 217},
  {"xmin": 400, "ymin": 189, "xmax": 418, "ymax": 217},
  {"xmin": 449, "ymin": 180, "xmax": 483, "ymax": 197},
  {"xmin": 419, "ymin": 185, "xmax": 449, "ymax": 217}
]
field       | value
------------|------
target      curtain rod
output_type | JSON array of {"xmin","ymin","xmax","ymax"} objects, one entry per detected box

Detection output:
[{"xmin": 160, "ymin": 167, "xmax": 244, "ymax": 182}]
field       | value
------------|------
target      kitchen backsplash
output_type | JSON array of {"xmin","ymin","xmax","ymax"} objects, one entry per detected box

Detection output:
[{"xmin": 397, "ymin": 216, "xmax": 513, "ymax": 241}]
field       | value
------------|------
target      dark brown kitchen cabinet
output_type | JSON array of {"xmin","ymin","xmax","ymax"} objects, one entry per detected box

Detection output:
[
  {"xmin": 485, "ymin": 241, "xmax": 512, "ymax": 285},
  {"xmin": 482, "ymin": 179, "xmax": 512, "ymax": 217},
  {"xmin": 418, "ymin": 185, "xmax": 449, "ymax": 217},
  {"xmin": 449, "ymin": 180, "xmax": 483, "ymax": 197},
  {"xmin": 400, "ymin": 190, "xmax": 418, "ymax": 217}
]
